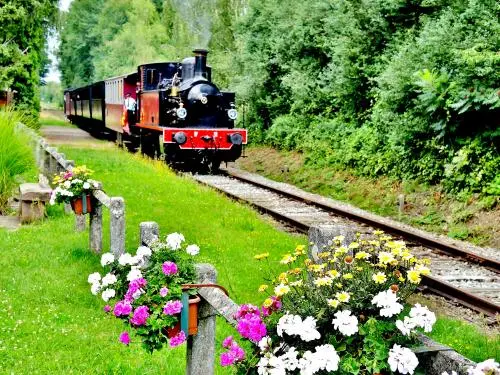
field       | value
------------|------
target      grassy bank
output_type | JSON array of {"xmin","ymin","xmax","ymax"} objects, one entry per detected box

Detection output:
[
  {"xmin": 236, "ymin": 146, "xmax": 500, "ymax": 248},
  {"xmin": 0, "ymin": 139, "xmax": 497, "ymax": 374}
]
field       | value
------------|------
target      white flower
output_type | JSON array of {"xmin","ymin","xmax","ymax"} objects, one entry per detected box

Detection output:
[
  {"xmin": 63, "ymin": 180, "xmax": 71, "ymax": 188},
  {"xmin": 331, "ymin": 310, "xmax": 358, "ymax": 336},
  {"xmin": 277, "ymin": 314, "xmax": 321, "ymax": 342},
  {"xmin": 127, "ymin": 267, "xmax": 142, "ymax": 281},
  {"xmin": 165, "ymin": 232, "xmax": 185, "ymax": 250},
  {"xmin": 93, "ymin": 181, "xmax": 100, "ymax": 188},
  {"xmin": 118, "ymin": 253, "xmax": 135, "ymax": 266},
  {"xmin": 298, "ymin": 344, "xmax": 339, "ymax": 375},
  {"xmin": 467, "ymin": 359, "xmax": 500, "ymax": 375},
  {"xmin": 136, "ymin": 246, "xmax": 152, "ymax": 258},
  {"xmin": 280, "ymin": 347, "xmax": 299, "ymax": 371},
  {"xmin": 186, "ymin": 244, "xmax": 200, "ymax": 256},
  {"xmin": 409, "ymin": 304, "xmax": 436, "ymax": 333},
  {"xmin": 101, "ymin": 288, "xmax": 116, "ymax": 302},
  {"xmin": 258, "ymin": 336, "xmax": 272, "ymax": 353},
  {"xmin": 83, "ymin": 182, "xmax": 90, "ymax": 189},
  {"xmin": 396, "ymin": 316, "xmax": 417, "ymax": 336},
  {"xmin": 372, "ymin": 289, "xmax": 403, "ymax": 317},
  {"xmin": 87, "ymin": 272, "xmax": 101, "ymax": 284},
  {"xmin": 388, "ymin": 344, "xmax": 419, "ymax": 374},
  {"xmin": 257, "ymin": 354, "xmax": 286, "ymax": 375},
  {"xmin": 442, "ymin": 372, "xmax": 458, "ymax": 375},
  {"xmin": 90, "ymin": 282, "xmax": 101, "ymax": 296},
  {"xmin": 100, "ymin": 253, "xmax": 114, "ymax": 267},
  {"xmin": 101, "ymin": 273, "xmax": 117, "ymax": 287}
]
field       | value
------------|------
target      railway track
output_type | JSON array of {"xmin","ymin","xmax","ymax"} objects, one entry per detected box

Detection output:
[{"xmin": 191, "ymin": 167, "xmax": 500, "ymax": 319}]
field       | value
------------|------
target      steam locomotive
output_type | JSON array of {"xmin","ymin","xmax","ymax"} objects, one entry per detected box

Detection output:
[{"xmin": 64, "ymin": 49, "xmax": 247, "ymax": 171}]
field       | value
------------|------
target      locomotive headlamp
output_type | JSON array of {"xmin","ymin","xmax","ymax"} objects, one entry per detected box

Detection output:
[
  {"xmin": 200, "ymin": 95, "xmax": 208, "ymax": 105},
  {"xmin": 227, "ymin": 108, "xmax": 238, "ymax": 120},
  {"xmin": 229, "ymin": 133, "xmax": 243, "ymax": 146},
  {"xmin": 176, "ymin": 107, "xmax": 187, "ymax": 119},
  {"xmin": 173, "ymin": 132, "xmax": 187, "ymax": 145}
]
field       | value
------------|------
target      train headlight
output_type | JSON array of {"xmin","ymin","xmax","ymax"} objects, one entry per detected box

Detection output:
[
  {"xmin": 229, "ymin": 133, "xmax": 243, "ymax": 146},
  {"xmin": 173, "ymin": 132, "xmax": 187, "ymax": 145},
  {"xmin": 227, "ymin": 108, "xmax": 238, "ymax": 120},
  {"xmin": 176, "ymin": 107, "xmax": 187, "ymax": 119}
]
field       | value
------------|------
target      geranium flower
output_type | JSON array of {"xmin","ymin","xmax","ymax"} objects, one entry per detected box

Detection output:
[
  {"xmin": 130, "ymin": 306, "xmax": 149, "ymax": 326},
  {"xmin": 119, "ymin": 331, "xmax": 130, "ymax": 345},
  {"xmin": 186, "ymin": 244, "xmax": 200, "ymax": 256},
  {"xmin": 220, "ymin": 340, "xmax": 246, "ymax": 366},
  {"xmin": 127, "ymin": 267, "xmax": 142, "ymax": 281},
  {"xmin": 408, "ymin": 304, "xmax": 436, "ymax": 332},
  {"xmin": 136, "ymin": 246, "xmax": 151, "ymax": 258},
  {"xmin": 388, "ymin": 344, "xmax": 419, "ymax": 374},
  {"xmin": 165, "ymin": 232, "xmax": 185, "ymax": 250},
  {"xmin": 372, "ymin": 289, "xmax": 403, "ymax": 317},
  {"xmin": 169, "ymin": 331, "xmax": 187, "ymax": 348},
  {"xmin": 396, "ymin": 316, "xmax": 417, "ymax": 336},
  {"xmin": 87, "ymin": 272, "xmax": 101, "ymax": 284},
  {"xmin": 101, "ymin": 273, "xmax": 117, "ymax": 287},
  {"xmin": 101, "ymin": 288, "xmax": 116, "ymax": 302},
  {"xmin": 163, "ymin": 300, "xmax": 183, "ymax": 315},
  {"xmin": 277, "ymin": 314, "xmax": 320, "ymax": 342},
  {"xmin": 162, "ymin": 261, "xmax": 178, "ymax": 276},
  {"xmin": 113, "ymin": 300, "xmax": 132, "ymax": 317},
  {"xmin": 331, "ymin": 310, "xmax": 358, "ymax": 336},
  {"xmin": 100, "ymin": 253, "xmax": 114, "ymax": 267},
  {"xmin": 159, "ymin": 287, "xmax": 169, "ymax": 297}
]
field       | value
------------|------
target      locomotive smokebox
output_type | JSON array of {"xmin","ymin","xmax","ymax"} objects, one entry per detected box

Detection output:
[{"xmin": 193, "ymin": 49, "xmax": 209, "ymax": 78}]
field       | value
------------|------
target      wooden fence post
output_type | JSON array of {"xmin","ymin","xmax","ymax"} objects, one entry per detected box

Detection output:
[
  {"xmin": 139, "ymin": 221, "xmax": 159, "ymax": 246},
  {"xmin": 89, "ymin": 202, "xmax": 103, "ymax": 253},
  {"xmin": 110, "ymin": 197, "xmax": 125, "ymax": 257},
  {"xmin": 186, "ymin": 264, "xmax": 218, "ymax": 375}
]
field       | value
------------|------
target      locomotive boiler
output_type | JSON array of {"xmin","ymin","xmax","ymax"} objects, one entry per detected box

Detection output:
[{"xmin": 64, "ymin": 49, "xmax": 247, "ymax": 172}]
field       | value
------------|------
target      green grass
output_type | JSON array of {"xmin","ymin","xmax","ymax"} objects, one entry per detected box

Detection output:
[{"xmin": 0, "ymin": 139, "xmax": 498, "ymax": 374}]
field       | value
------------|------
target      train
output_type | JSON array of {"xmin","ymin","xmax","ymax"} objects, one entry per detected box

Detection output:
[{"xmin": 64, "ymin": 49, "xmax": 247, "ymax": 172}]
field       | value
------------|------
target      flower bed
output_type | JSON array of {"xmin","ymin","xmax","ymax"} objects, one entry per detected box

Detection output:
[
  {"xmin": 220, "ymin": 232, "xmax": 499, "ymax": 374},
  {"xmin": 88, "ymin": 232, "xmax": 200, "ymax": 352}
]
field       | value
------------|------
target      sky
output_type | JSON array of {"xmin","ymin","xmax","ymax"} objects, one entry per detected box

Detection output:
[{"xmin": 44, "ymin": 0, "xmax": 73, "ymax": 83}]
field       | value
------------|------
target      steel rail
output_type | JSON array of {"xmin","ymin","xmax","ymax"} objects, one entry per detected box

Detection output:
[{"xmin": 194, "ymin": 170, "xmax": 499, "ymax": 318}]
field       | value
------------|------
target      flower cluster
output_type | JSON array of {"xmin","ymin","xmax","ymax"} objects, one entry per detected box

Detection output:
[
  {"xmin": 442, "ymin": 359, "xmax": 500, "ymax": 375},
  {"xmin": 50, "ymin": 165, "xmax": 99, "ymax": 205},
  {"xmin": 88, "ymin": 232, "xmax": 199, "ymax": 353},
  {"xmin": 220, "ymin": 337, "xmax": 246, "ymax": 367},
  {"xmin": 220, "ymin": 232, "xmax": 441, "ymax": 374}
]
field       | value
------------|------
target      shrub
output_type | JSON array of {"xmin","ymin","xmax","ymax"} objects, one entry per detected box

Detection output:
[{"xmin": 0, "ymin": 108, "xmax": 35, "ymax": 213}]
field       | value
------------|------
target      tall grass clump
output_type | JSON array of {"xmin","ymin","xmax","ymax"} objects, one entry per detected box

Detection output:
[{"xmin": 0, "ymin": 108, "xmax": 35, "ymax": 213}]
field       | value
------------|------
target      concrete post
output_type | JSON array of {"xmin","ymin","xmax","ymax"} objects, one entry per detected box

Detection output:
[
  {"xmin": 36, "ymin": 139, "xmax": 44, "ymax": 169},
  {"xmin": 43, "ymin": 149, "xmax": 51, "ymax": 176},
  {"xmin": 186, "ymin": 264, "xmax": 218, "ymax": 375},
  {"xmin": 110, "ymin": 197, "xmax": 125, "ymax": 257},
  {"xmin": 89, "ymin": 202, "xmax": 103, "ymax": 253},
  {"xmin": 48, "ymin": 148, "xmax": 57, "ymax": 177},
  {"xmin": 75, "ymin": 214, "xmax": 86, "ymax": 232},
  {"xmin": 308, "ymin": 224, "xmax": 357, "ymax": 261},
  {"xmin": 139, "ymin": 221, "xmax": 159, "ymax": 247},
  {"xmin": 57, "ymin": 153, "xmax": 66, "ymax": 174}
]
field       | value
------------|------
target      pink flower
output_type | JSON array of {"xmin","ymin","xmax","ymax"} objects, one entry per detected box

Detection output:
[
  {"xmin": 235, "ymin": 304, "xmax": 260, "ymax": 320},
  {"xmin": 103, "ymin": 305, "xmax": 111, "ymax": 313},
  {"xmin": 130, "ymin": 306, "xmax": 149, "ymax": 326},
  {"xmin": 113, "ymin": 300, "xmax": 132, "ymax": 317},
  {"xmin": 119, "ymin": 331, "xmax": 130, "ymax": 345},
  {"xmin": 63, "ymin": 171, "xmax": 73, "ymax": 179},
  {"xmin": 163, "ymin": 300, "xmax": 183, "ymax": 315},
  {"xmin": 169, "ymin": 331, "xmax": 187, "ymax": 348},
  {"xmin": 222, "ymin": 336, "xmax": 233, "ymax": 348},
  {"xmin": 124, "ymin": 278, "xmax": 147, "ymax": 302},
  {"xmin": 160, "ymin": 287, "xmax": 169, "ymax": 297},
  {"xmin": 236, "ymin": 315, "xmax": 267, "ymax": 343},
  {"xmin": 220, "ymin": 341, "xmax": 245, "ymax": 366},
  {"xmin": 162, "ymin": 261, "xmax": 178, "ymax": 276}
]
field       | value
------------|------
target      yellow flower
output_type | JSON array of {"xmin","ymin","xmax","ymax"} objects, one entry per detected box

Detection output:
[
  {"xmin": 318, "ymin": 251, "xmax": 331, "ymax": 259},
  {"xmin": 327, "ymin": 299, "xmax": 340, "ymax": 308},
  {"xmin": 334, "ymin": 247, "xmax": 348, "ymax": 256},
  {"xmin": 254, "ymin": 253, "xmax": 269, "ymax": 260},
  {"xmin": 380, "ymin": 235, "xmax": 392, "ymax": 241},
  {"xmin": 355, "ymin": 251, "xmax": 371, "ymax": 260},
  {"xmin": 333, "ymin": 235, "xmax": 345, "ymax": 243},
  {"xmin": 372, "ymin": 272, "xmax": 387, "ymax": 284},
  {"xmin": 407, "ymin": 269, "xmax": 421, "ymax": 284},
  {"xmin": 288, "ymin": 267, "xmax": 303, "ymax": 275},
  {"xmin": 258, "ymin": 284, "xmax": 268, "ymax": 293},
  {"xmin": 401, "ymin": 250, "xmax": 413, "ymax": 261},
  {"xmin": 309, "ymin": 264, "xmax": 326, "ymax": 273},
  {"xmin": 343, "ymin": 273, "xmax": 353, "ymax": 280},
  {"xmin": 398, "ymin": 276, "xmax": 405, "ymax": 282},
  {"xmin": 415, "ymin": 264, "xmax": 430, "ymax": 275},
  {"xmin": 295, "ymin": 245, "xmax": 306, "ymax": 255},
  {"xmin": 369, "ymin": 240, "xmax": 380, "ymax": 247},
  {"xmin": 304, "ymin": 259, "xmax": 312, "ymax": 266},
  {"xmin": 290, "ymin": 280, "xmax": 303, "ymax": 287},
  {"xmin": 263, "ymin": 298, "xmax": 273, "ymax": 308},
  {"xmin": 336, "ymin": 291, "xmax": 350, "ymax": 303},
  {"xmin": 378, "ymin": 252, "xmax": 395, "ymax": 264},
  {"xmin": 274, "ymin": 284, "xmax": 290, "ymax": 296},
  {"xmin": 348, "ymin": 242, "xmax": 360, "ymax": 249},
  {"xmin": 314, "ymin": 277, "xmax": 333, "ymax": 287},
  {"xmin": 280, "ymin": 254, "xmax": 297, "ymax": 264},
  {"xmin": 374, "ymin": 230, "xmax": 384, "ymax": 235},
  {"xmin": 335, "ymin": 283, "xmax": 343, "ymax": 288},
  {"xmin": 278, "ymin": 272, "xmax": 288, "ymax": 283},
  {"xmin": 356, "ymin": 267, "xmax": 363, "ymax": 271},
  {"xmin": 327, "ymin": 270, "xmax": 340, "ymax": 278}
]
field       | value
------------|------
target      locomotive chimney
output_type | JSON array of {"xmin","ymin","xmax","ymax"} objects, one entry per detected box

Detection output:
[{"xmin": 193, "ymin": 48, "xmax": 208, "ymax": 78}]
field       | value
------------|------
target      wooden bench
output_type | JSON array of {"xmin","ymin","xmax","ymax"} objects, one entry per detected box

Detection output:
[{"xmin": 19, "ymin": 183, "xmax": 52, "ymax": 223}]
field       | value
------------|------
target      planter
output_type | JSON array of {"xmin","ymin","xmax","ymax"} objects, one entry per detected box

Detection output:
[
  {"xmin": 70, "ymin": 194, "xmax": 92, "ymax": 215},
  {"xmin": 167, "ymin": 295, "xmax": 201, "ymax": 338}
]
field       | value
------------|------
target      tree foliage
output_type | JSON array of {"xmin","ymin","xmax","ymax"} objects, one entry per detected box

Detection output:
[{"xmin": 0, "ymin": 0, "xmax": 58, "ymax": 116}]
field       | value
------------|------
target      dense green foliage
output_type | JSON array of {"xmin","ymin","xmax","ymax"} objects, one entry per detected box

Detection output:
[
  {"xmin": 0, "ymin": 0, "xmax": 58, "ymax": 117},
  {"xmin": 237, "ymin": 0, "xmax": 500, "ymax": 196},
  {"xmin": 58, "ymin": 0, "xmax": 499, "ymax": 195},
  {"xmin": 0, "ymin": 109, "xmax": 36, "ymax": 212},
  {"xmin": 40, "ymin": 81, "xmax": 63, "ymax": 109}
]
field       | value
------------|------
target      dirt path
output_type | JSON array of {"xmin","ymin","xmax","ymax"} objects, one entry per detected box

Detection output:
[{"xmin": 40, "ymin": 126, "xmax": 112, "ymax": 148}]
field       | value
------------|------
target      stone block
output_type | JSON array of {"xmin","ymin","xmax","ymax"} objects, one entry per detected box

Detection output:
[
  {"xmin": 19, "ymin": 183, "xmax": 52, "ymax": 223},
  {"xmin": 308, "ymin": 224, "xmax": 357, "ymax": 261}
]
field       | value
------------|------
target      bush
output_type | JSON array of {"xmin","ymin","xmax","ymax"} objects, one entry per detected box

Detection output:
[{"xmin": 0, "ymin": 108, "xmax": 35, "ymax": 213}]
